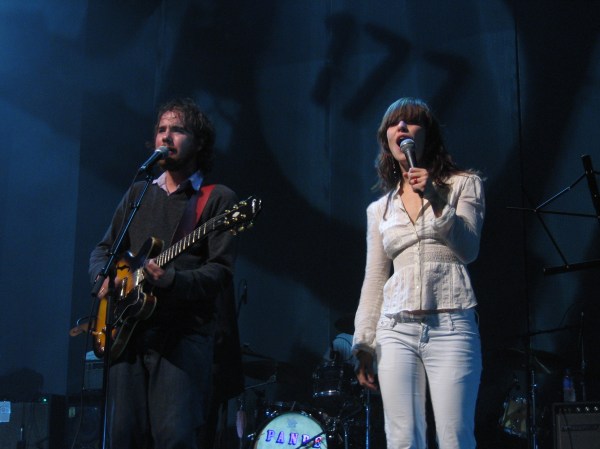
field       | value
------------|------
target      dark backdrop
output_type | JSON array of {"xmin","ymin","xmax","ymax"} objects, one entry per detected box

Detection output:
[{"xmin": 0, "ymin": 1, "xmax": 598, "ymax": 447}]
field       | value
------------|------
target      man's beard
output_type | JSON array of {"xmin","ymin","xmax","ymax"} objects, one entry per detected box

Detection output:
[{"xmin": 161, "ymin": 153, "xmax": 196, "ymax": 172}]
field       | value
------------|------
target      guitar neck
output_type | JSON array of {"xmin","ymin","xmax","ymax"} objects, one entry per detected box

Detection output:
[
  {"xmin": 134, "ymin": 196, "xmax": 260, "ymax": 280},
  {"xmin": 156, "ymin": 215, "xmax": 221, "ymax": 267}
]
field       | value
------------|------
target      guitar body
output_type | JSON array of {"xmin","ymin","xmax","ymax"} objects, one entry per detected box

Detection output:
[{"xmin": 92, "ymin": 237, "xmax": 163, "ymax": 360}]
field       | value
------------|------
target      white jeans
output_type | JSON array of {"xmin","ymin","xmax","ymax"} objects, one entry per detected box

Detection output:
[{"xmin": 375, "ymin": 309, "xmax": 481, "ymax": 449}]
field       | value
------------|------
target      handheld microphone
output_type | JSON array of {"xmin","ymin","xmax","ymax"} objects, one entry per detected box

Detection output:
[
  {"xmin": 400, "ymin": 138, "xmax": 423, "ymax": 197},
  {"xmin": 399, "ymin": 138, "xmax": 417, "ymax": 168},
  {"xmin": 138, "ymin": 146, "xmax": 170, "ymax": 172}
]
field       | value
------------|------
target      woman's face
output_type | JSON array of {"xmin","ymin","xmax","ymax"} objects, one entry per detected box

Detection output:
[{"xmin": 386, "ymin": 119, "xmax": 426, "ymax": 172}]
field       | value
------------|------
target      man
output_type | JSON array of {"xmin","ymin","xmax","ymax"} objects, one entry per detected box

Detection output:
[{"xmin": 89, "ymin": 98, "xmax": 243, "ymax": 449}]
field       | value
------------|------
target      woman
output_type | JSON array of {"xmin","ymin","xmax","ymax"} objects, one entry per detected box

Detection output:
[{"xmin": 352, "ymin": 97, "xmax": 485, "ymax": 449}]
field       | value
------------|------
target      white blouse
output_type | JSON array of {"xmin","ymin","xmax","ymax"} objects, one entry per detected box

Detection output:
[{"xmin": 352, "ymin": 173, "xmax": 485, "ymax": 354}]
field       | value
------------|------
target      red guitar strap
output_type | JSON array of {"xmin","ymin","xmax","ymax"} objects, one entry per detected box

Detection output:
[
  {"xmin": 195, "ymin": 184, "xmax": 216, "ymax": 223},
  {"xmin": 172, "ymin": 184, "xmax": 215, "ymax": 243}
]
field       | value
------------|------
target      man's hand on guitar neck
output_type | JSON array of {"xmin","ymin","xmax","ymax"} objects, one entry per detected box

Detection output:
[{"xmin": 144, "ymin": 259, "xmax": 175, "ymax": 289}]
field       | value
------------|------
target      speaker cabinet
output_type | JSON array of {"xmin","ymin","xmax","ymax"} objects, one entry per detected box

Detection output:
[
  {"xmin": 554, "ymin": 402, "xmax": 600, "ymax": 449},
  {"xmin": 0, "ymin": 396, "xmax": 65, "ymax": 449},
  {"xmin": 66, "ymin": 393, "xmax": 102, "ymax": 449}
]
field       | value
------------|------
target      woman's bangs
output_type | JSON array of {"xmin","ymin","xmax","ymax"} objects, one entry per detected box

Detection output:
[{"xmin": 385, "ymin": 100, "xmax": 429, "ymax": 128}]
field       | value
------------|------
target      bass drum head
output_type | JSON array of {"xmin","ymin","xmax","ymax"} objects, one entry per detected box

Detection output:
[{"xmin": 253, "ymin": 411, "xmax": 327, "ymax": 449}]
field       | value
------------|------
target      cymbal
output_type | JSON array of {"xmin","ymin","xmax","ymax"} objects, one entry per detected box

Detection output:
[
  {"xmin": 497, "ymin": 347, "xmax": 565, "ymax": 374},
  {"xmin": 334, "ymin": 314, "xmax": 355, "ymax": 334},
  {"xmin": 243, "ymin": 360, "xmax": 298, "ymax": 383}
]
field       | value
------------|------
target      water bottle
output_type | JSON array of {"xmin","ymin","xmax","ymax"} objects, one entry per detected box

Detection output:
[{"xmin": 563, "ymin": 369, "xmax": 576, "ymax": 402}]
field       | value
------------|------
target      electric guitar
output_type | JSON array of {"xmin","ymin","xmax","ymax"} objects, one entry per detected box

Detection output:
[{"xmin": 92, "ymin": 196, "xmax": 262, "ymax": 361}]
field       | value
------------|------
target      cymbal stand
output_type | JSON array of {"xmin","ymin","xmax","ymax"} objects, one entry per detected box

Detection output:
[
  {"xmin": 578, "ymin": 311, "xmax": 587, "ymax": 401},
  {"xmin": 364, "ymin": 389, "xmax": 371, "ymax": 449},
  {"xmin": 342, "ymin": 419, "xmax": 350, "ymax": 449},
  {"xmin": 526, "ymin": 361, "xmax": 539, "ymax": 449}
]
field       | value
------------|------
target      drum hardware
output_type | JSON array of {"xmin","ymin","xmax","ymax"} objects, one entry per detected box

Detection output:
[
  {"xmin": 363, "ymin": 389, "xmax": 371, "ymax": 449},
  {"xmin": 311, "ymin": 361, "xmax": 361, "ymax": 416}
]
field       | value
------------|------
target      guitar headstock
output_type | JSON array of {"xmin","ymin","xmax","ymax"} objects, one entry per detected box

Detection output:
[{"xmin": 223, "ymin": 196, "xmax": 262, "ymax": 235}]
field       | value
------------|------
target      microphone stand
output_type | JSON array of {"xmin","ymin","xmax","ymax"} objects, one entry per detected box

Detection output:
[
  {"xmin": 507, "ymin": 154, "xmax": 600, "ymax": 275},
  {"xmin": 90, "ymin": 170, "xmax": 156, "ymax": 449}
]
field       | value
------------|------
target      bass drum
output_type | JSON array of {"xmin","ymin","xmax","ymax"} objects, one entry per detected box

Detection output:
[{"xmin": 253, "ymin": 411, "xmax": 328, "ymax": 449}]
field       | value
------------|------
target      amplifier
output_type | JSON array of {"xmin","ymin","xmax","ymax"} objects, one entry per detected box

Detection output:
[
  {"xmin": 66, "ymin": 393, "xmax": 101, "ymax": 449},
  {"xmin": 0, "ymin": 396, "xmax": 65, "ymax": 449},
  {"xmin": 554, "ymin": 402, "xmax": 600, "ymax": 449},
  {"xmin": 84, "ymin": 351, "xmax": 104, "ymax": 391}
]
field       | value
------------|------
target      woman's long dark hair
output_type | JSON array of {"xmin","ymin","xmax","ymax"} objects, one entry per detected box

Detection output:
[{"xmin": 374, "ymin": 97, "xmax": 461, "ymax": 193}]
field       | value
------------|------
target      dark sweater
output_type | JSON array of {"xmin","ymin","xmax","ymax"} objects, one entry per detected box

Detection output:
[{"xmin": 89, "ymin": 181, "xmax": 238, "ymax": 334}]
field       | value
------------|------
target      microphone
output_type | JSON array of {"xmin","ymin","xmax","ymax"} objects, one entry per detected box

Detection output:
[
  {"xmin": 400, "ymin": 138, "xmax": 423, "ymax": 197},
  {"xmin": 138, "ymin": 146, "xmax": 170, "ymax": 172},
  {"xmin": 399, "ymin": 138, "xmax": 417, "ymax": 168}
]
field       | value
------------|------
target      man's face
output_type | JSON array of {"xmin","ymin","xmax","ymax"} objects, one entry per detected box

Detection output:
[{"xmin": 154, "ymin": 110, "xmax": 196, "ymax": 172}]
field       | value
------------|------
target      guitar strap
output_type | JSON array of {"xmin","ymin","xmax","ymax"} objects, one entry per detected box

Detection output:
[{"xmin": 172, "ymin": 184, "xmax": 216, "ymax": 243}]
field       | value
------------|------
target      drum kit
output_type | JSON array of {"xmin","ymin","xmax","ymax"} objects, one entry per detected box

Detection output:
[
  {"xmin": 238, "ymin": 337, "xmax": 384, "ymax": 449},
  {"xmin": 238, "ymin": 359, "xmax": 382, "ymax": 449}
]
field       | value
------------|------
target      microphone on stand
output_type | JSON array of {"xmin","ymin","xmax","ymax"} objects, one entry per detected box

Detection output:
[{"xmin": 138, "ymin": 146, "xmax": 170, "ymax": 173}]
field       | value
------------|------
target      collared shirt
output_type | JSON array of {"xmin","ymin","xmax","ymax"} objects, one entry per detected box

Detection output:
[
  {"xmin": 352, "ymin": 173, "xmax": 485, "ymax": 354},
  {"xmin": 153, "ymin": 171, "xmax": 204, "ymax": 195}
]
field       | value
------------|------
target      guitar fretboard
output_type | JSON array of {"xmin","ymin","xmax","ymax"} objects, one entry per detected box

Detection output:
[{"xmin": 157, "ymin": 214, "xmax": 224, "ymax": 267}]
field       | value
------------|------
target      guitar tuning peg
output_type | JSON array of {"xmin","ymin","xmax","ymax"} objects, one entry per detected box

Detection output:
[
  {"xmin": 230, "ymin": 229, "xmax": 238, "ymax": 236},
  {"xmin": 247, "ymin": 222, "xmax": 254, "ymax": 229}
]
